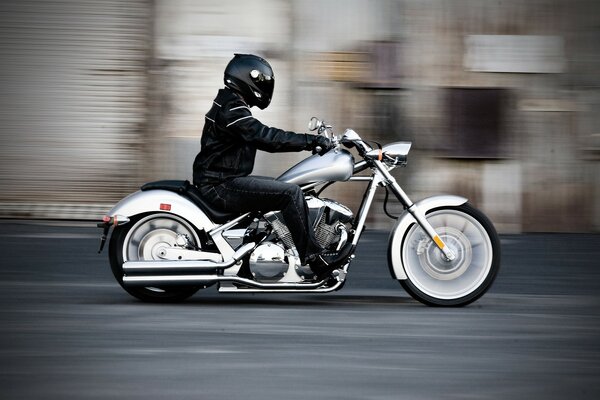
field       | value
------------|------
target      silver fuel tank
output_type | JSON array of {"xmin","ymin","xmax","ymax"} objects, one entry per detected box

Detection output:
[{"xmin": 277, "ymin": 149, "xmax": 355, "ymax": 185}]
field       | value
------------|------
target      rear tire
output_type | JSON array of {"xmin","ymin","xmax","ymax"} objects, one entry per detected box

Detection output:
[
  {"xmin": 109, "ymin": 213, "xmax": 202, "ymax": 302},
  {"xmin": 399, "ymin": 203, "xmax": 500, "ymax": 307}
]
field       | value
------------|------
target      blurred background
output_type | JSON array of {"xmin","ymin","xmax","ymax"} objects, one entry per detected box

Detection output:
[{"xmin": 0, "ymin": 0, "xmax": 599, "ymax": 233}]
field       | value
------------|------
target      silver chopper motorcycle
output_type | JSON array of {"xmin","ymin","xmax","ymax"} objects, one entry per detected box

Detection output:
[{"xmin": 98, "ymin": 117, "xmax": 500, "ymax": 306}]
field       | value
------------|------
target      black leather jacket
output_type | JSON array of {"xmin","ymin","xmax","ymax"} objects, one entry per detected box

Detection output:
[{"xmin": 193, "ymin": 88, "xmax": 311, "ymax": 185}]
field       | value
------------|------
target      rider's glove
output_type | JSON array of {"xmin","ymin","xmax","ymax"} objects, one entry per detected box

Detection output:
[{"xmin": 307, "ymin": 135, "xmax": 333, "ymax": 155}]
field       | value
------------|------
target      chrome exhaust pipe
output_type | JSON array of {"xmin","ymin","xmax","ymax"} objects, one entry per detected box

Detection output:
[
  {"xmin": 124, "ymin": 259, "xmax": 231, "ymax": 274},
  {"xmin": 122, "ymin": 242, "xmax": 255, "ymax": 274},
  {"xmin": 123, "ymin": 274, "xmax": 223, "ymax": 286},
  {"xmin": 123, "ymin": 274, "xmax": 330, "ymax": 290},
  {"xmin": 122, "ymin": 263, "xmax": 351, "ymax": 293}
]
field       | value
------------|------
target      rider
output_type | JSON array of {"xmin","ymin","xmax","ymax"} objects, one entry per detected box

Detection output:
[{"xmin": 193, "ymin": 53, "xmax": 343, "ymax": 277}]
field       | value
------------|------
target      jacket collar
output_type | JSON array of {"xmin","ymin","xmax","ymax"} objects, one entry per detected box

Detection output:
[{"xmin": 220, "ymin": 87, "xmax": 249, "ymax": 107}]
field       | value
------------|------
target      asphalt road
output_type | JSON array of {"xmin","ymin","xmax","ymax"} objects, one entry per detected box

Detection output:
[{"xmin": 1, "ymin": 220, "xmax": 599, "ymax": 399}]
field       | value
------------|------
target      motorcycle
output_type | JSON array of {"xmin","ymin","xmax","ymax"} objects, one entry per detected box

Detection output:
[{"xmin": 98, "ymin": 117, "xmax": 500, "ymax": 306}]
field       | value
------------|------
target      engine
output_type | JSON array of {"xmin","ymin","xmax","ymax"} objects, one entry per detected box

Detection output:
[
  {"xmin": 248, "ymin": 241, "xmax": 288, "ymax": 281},
  {"xmin": 307, "ymin": 197, "xmax": 353, "ymax": 250},
  {"xmin": 248, "ymin": 197, "xmax": 354, "ymax": 282},
  {"xmin": 263, "ymin": 196, "xmax": 353, "ymax": 252}
]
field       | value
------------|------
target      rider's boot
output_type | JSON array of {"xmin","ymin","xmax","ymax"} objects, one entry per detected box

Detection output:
[{"xmin": 308, "ymin": 242, "xmax": 354, "ymax": 280}]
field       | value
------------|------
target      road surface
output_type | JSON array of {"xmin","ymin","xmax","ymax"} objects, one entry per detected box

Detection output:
[{"xmin": 1, "ymin": 220, "xmax": 599, "ymax": 399}]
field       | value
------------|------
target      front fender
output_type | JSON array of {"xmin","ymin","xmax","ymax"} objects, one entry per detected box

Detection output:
[
  {"xmin": 107, "ymin": 190, "xmax": 216, "ymax": 232},
  {"xmin": 388, "ymin": 195, "xmax": 468, "ymax": 280}
]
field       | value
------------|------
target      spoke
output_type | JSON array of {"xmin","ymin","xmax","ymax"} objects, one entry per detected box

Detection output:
[
  {"xmin": 436, "ymin": 219, "xmax": 448, "ymax": 236},
  {"xmin": 460, "ymin": 218, "xmax": 469, "ymax": 234},
  {"xmin": 470, "ymin": 240, "xmax": 485, "ymax": 249},
  {"xmin": 442, "ymin": 215, "xmax": 449, "ymax": 229}
]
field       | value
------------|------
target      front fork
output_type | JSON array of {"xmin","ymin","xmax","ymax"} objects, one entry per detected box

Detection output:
[{"xmin": 371, "ymin": 160, "xmax": 456, "ymax": 261}]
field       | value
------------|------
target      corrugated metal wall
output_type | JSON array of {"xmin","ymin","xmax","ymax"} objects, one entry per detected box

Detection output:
[{"xmin": 0, "ymin": 0, "xmax": 150, "ymax": 218}]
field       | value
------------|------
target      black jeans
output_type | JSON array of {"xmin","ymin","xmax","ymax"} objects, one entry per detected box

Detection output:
[{"xmin": 198, "ymin": 176, "xmax": 322, "ymax": 262}]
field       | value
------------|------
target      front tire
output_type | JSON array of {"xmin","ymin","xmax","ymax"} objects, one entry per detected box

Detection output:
[
  {"xmin": 109, "ymin": 213, "xmax": 202, "ymax": 302},
  {"xmin": 399, "ymin": 203, "xmax": 500, "ymax": 306}
]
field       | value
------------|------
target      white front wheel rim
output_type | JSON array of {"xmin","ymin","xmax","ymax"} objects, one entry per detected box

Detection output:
[{"xmin": 402, "ymin": 210, "xmax": 493, "ymax": 300}]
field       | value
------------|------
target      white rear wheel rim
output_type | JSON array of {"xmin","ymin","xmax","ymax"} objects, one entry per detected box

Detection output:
[{"xmin": 122, "ymin": 214, "xmax": 199, "ymax": 293}]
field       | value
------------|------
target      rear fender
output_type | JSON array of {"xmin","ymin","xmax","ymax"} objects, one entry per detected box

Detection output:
[
  {"xmin": 106, "ymin": 190, "xmax": 216, "ymax": 232},
  {"xmin": 388, "ymin": 195, "xmax": 468, "ymax": 280}
]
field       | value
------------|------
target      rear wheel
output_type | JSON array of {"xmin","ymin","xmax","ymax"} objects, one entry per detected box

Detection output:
[
  {"xmin": 109, "ymin": 213, "xmax": 203, "ymax": 302},
  {"xmin": 399, "ymin": 203, "xmax": 500, "ymax": 306}
]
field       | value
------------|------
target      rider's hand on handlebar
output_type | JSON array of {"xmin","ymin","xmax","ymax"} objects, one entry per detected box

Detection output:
[{"xmin": 309, "ymin": 135, "xmax": 333, "ymax": 156}]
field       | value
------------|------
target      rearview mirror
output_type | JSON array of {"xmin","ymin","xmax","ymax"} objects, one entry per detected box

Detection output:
[{"xmin": 308, "ymin": 117, "xmax": 322, "ymax": 131}]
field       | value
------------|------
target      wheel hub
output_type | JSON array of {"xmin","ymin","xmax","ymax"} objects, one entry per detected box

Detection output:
[
  {"xmin": 137, "ymin": 228, "xmax": 178, "ymax": 260},
  {"xmin": 417, "ymin": 227, "xmax": 472, "ymax": 281}
]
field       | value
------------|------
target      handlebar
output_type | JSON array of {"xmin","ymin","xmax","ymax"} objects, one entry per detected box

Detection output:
[
  {"xmin": 309, "ymin": 117, "xmax": 372, "ymax": 157},
  {"xmin": 309, "ymin": 117, "xmax": 410, "ymax": 169}
]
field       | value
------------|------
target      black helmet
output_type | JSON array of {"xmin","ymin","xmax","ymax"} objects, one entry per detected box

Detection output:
[{"xmin": 224, "ymin": 54, "xmax": 274, "ymax": 109}]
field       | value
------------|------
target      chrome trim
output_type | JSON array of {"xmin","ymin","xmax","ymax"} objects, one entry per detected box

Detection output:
[
  {"xmin": 220, "ymin": 262, "xmax": 349, "ymax": 292},
  {"xmin": 124, "ymin": 274, "xmax": 332, "ymax": 291},
  {"xmin": 336, "ymin": 226, "xmax": 348, "ymax": 251},
  {"xmin": 218, "ymin": 278, "xmax": 344, "ymax": 293}
]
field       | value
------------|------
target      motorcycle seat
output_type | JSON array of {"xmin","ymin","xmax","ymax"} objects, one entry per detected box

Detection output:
[{"xmin": 141, "ymin": 180, "xmax": 238, "ymax": 224}]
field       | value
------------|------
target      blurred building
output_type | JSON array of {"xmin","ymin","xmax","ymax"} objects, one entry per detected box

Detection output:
[{"xmin": 0, "ymin": 0, "xmax": 599, "ymax": 232}]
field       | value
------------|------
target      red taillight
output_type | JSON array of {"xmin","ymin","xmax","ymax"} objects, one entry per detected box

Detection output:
[
  {"xmin": 102, "ymin": 215, "xmax": 111, "ymax": 223},
  {"xmin": 160, "ymin": 203, "xmax": 172, "ymax": 211}
]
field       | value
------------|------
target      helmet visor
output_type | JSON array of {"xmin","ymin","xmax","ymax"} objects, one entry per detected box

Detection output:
[{"xmin": 250, "ymin": 70, "xmax": 274, "ymax": 109}]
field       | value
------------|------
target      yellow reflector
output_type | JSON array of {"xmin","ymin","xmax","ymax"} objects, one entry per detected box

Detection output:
[{"xmin": 433, "ymin": 235, "xmax": 445, "ymax": 249}]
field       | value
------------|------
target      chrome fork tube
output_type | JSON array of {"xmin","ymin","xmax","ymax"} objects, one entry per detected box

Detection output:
[
  {"xmin": 372, "ymin": 160, "xmax": 414, "ymax": 208},
  {"xmin": 351, "ymin": 175, "xmax": 381, "ymax": 246},
  {"xmin": 373, "ymin": 160, "xmax": 456, "ymax": 261}
]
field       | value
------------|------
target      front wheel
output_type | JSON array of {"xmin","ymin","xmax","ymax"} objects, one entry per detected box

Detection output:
[{"xmin": 399, "ymin": 203, "xmax": 500, "ymax": 306}]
